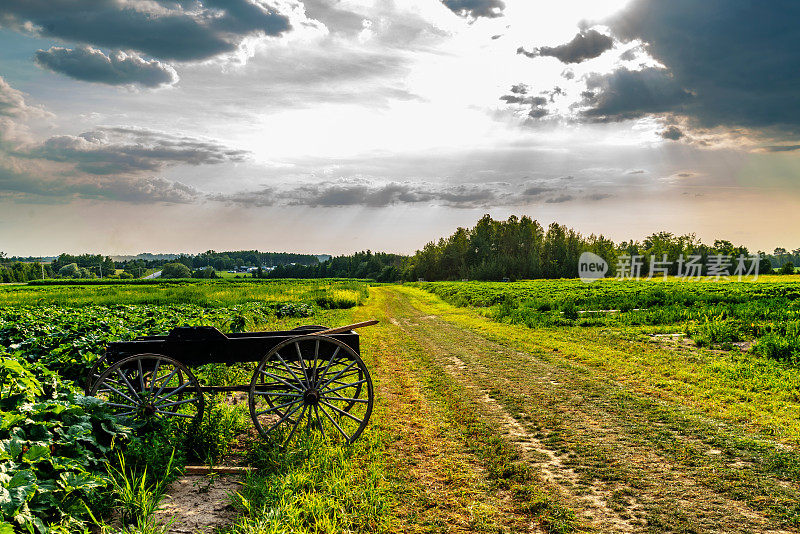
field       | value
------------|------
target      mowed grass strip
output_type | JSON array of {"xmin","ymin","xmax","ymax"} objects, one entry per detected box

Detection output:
[
  {"xmin": 389, "ymin": 285, "xmax": 800, "ymax": 531},
  {"xmin": 353, "ymin": 287, "xmax": 583, "ymax": 533}
]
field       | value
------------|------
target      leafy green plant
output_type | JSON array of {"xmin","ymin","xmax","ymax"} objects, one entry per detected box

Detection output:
[
  {"xmin": 0, "ymin": 357, "xmax": 128, "ymax": 533},
  {"xmin": 560, "ymin": 300, "xmax": 579, "ymax": 321},
  {"xmin": 275, "ymin": 303, "xmax": 314, "ymax": 318}
]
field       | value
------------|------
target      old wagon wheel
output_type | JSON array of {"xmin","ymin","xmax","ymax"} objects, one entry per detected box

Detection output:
[
  {"xmin": 85, "ymin": 352, "xmax": 111, "ymax": 395},
  {"xmin": 89, "ymin": 354, "xmax": 204, "ymax": 429},
  {"xmin": 249, "ymin": 334, "xmax": 373, "ymax": 446}
]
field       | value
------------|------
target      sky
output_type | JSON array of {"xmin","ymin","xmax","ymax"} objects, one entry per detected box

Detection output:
[{"xmin": 0, "ymin": 0, "xmax": 799, "ymax": 256}]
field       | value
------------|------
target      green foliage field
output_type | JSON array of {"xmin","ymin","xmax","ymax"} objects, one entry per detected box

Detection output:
[{"xmin": 416, "ymin": 275, "xmax": 800, "ymax": 364}]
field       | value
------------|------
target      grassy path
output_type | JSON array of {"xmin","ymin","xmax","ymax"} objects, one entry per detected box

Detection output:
[{"xmin": 357, "ymin": 286, "xmax": 800, "ymax": 533}]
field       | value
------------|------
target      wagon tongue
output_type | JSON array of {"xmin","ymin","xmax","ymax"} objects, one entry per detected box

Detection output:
[{"xmin": 303, "ymin": 389, "xmax": 321, "ymax": 406}]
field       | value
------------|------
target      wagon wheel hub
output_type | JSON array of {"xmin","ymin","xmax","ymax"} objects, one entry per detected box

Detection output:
[
  {"xmin": 303, "ymin": 389, "xmax": 320, "ymax": 406},
  {"xmin": 143, "ymin": 404, "xmax": 157, "ymax": 417}
]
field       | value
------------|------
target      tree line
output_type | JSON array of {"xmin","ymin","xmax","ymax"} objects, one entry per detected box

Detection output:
[
  {"xmin": 2, "ymin": 216, "xmax": 796, "ymax": 283},
  {"xmin": 266, "ymin": 251, "xmax": 404, "ymax": 282},
  {"xmin": 267, "ymin": 215, "xmax": 785, "ymax": 282}
]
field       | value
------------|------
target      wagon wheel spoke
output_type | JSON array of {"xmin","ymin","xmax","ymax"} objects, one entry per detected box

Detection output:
[
  {"xmin": 319, "ymin": 399, "xmax": 363, "ymax": 424},
  {"xmin": 283, "ymin": 405, "xmax": 308, "ymax": 446},
  {"xmin": 264, "ymin": 402, "xmax": 305, "ymax": 435},
  {"xmin": 91, "ymin": 354, "xmax": 204, "ymax": 430},
  {"xmin": 259, "ymin": 369, "xmax": 304, "ymax": 393},
  {"xmin": 148, "ymin": 358, "xmax": 162, "ymax": 395},
  {"xmin": 317, "ymin": 403, "xmax": 351, "ymax": 442},
  {"xmin": 256, "ymin": 398, "xmax": 302, "ymax": 417},
  {"xmin": 313, "ymin": 404, "xmax": 326, "ymax": 438},
  {"xmin": 295, "ymin": 342, "xmax": 310, "ymax": 387}
]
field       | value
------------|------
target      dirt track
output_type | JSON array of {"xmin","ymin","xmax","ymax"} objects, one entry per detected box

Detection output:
[{"xmin": 358, "ymin": 286, "xmax": 799, "ymax": 533}]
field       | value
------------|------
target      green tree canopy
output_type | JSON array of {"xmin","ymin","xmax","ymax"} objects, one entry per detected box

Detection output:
[{"xmin": 161, "ymin": 263, "xmax": 191, "ymax": 278}]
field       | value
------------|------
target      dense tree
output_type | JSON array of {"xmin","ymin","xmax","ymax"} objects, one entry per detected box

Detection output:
[
  {"xmin": 268, "ymin": 251, "xmax": 404, "ymax": 281},
  {"xmin": 161, "ymin": 263, "xmax": 191, "ymax": 278}
]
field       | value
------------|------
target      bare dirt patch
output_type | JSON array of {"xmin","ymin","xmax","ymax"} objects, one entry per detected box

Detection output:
[{"xmin": 155, "ymin": 474, "xmax": 241, "ymax": 533}]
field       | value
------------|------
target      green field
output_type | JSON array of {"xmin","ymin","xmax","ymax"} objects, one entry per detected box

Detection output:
[{"xmin": 2, "ymin": 278, "xmax": 799, "ymax": 533}]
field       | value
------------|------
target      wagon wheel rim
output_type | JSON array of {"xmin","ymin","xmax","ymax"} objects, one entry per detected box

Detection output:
[
  {"xmin": 85, "ymin": 352, "xmax": 111, "ymax": 395},
  {"xmin": 249, "ymin": 335, "xmax": 373, "ymax": 446},
  {"xmin": 90, "ymin": 354, "xmax": 204, "ymax": 430}
]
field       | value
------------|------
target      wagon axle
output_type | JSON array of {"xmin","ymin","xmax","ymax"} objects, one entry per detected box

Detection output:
[{"xmin": 303, "ymin": 388, "xmax": 321, "ymax": 406}]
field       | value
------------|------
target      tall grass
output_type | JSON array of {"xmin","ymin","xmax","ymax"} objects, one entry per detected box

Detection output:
[{"xmin": 224, "ymin": 431, "xmax": 390, "ymax": 533}]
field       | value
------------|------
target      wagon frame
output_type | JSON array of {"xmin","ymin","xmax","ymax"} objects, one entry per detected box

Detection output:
[{"xmin": 84, "ymin": 321, "xmax": 377, "ymax": 446}]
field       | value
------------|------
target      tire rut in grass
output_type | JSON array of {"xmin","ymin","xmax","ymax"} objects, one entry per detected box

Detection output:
[
  {"xmin": 358, "ymin": 291, "xmax": 547, "ymax": 533},
  {"xmin": 379, "ymin": 287, "xmax": 797, "ymax": 534}
]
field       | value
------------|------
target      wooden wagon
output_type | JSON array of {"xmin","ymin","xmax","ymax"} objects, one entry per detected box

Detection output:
[{"xmin": 84, "ymin": 321, "xmax": 377, "ymax": 445}]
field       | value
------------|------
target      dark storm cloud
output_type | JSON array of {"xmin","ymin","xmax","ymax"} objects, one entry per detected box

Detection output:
[
  {"xmin": 545, "ymin": 195, "xmax": 573, "ymax": 204},
  {"xmin": 73, "ymin": 177, "xmax": 200, "ymax": 203},
  {"xmin": 442, "ymin": 0, "xmax": 505, "ymax": 20},
  {"xmin": 521, "ymin": 185, "xmax": 551, "ymax": 196},
  {"xmin": 590, "ymin": 0, "xmax": 800, "ymax": 136},
  {"xmin": 762, "ymin": 145, "xmax": 800, "ymax": 152},
  {"xmin": 211, "ymin": 180, "xmax": 586, "ymax": 209},
  {"xmin": 660, "ymin": 125, "xmax": 685, "ymax": 140},
  {"xmin": 35, "ymin": 47, "xmax": 178, "ymax": 88},
  {"xmin": 579, "ymin": 67, "xmax": 694, "ymax": 122},
  {"xmin": 518, "ymin": 29, "xmax": 614, "ymax": 64},
  {"xmin": 27, "ymin": 127, "xmax": 249, "ymax": 174},
  {"xmin": 500, "ymin": 84, "xmax": 551, "ymax": 119},
  {"xmin": 528, "ymin": 108, "xmax": 548, "ymax": 119},
  {"xmin": 0, "ymin": 0, "xmax": 291, "ymax": 62},
  {"xmin": 282, "ymin": 181, "xmax": 498, "ymax": 208},
  {"xmin": 500, "ymin": 95, "xmax": 547, "ymax": 106}
]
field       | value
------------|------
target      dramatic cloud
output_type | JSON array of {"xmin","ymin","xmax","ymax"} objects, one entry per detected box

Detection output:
[
  {"xmin": 0, "ymin": 0, "xmax": 291, "ymax": 62},
  {"xmin": 660, "ymin": 125, "xmax": 685, "ymax": 140},
  {"xmin": 579, "ymin": 67, "xmax": 694, "ymax": 122},
  {"xmin": 0, "ymin": 156, "xmax": 199, "ymax": 203},
  {"xmin": 211, "ymin": 179, "xmax": 580, "ymax": 209},
  {"xmin": 35, "ymin": 47, "xmax": 178, "ymax": 88},
  {"xmin": 499, "ymin": 84, "xmax": 550, "ymax": 119},
  {"xmin": 597, "ymin": 0, "xmax": 800, "ymax": 136},
  {"xmin": 441, "ymin": 0, "xmax": 505, "ymax": 20},
  {"xmin": 517, "ymin": 29, "xmax": 614, "ymax": 64},
  {"xmin": 27, "ymin": 127, "xmax": 249, "ymax": 175},
  {"xmin": 73, "ymin": 177, "xmax": 201, "ymax": 203},
  {"xmin": 0, "ymin": 76, "xmax": 51, "ymax": 145},
  {"xmin": 0, "ymin": 77, "xmax": 33, "ymax": 119},
  {"xmin": 762, "ymin": 145, "xmax": 800, "ymax": 153}
]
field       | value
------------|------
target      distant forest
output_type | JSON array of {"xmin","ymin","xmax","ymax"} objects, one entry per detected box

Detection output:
[
  {"xmin": 2, "ymin": 215, "xmax": 799, "ymax": 282},
  {"xmin": 0, "ymin": 250, "xmax": 321, "ymax": 282},
  {"xmin": 267, "ymin": 215, "xmax": 792, "ymax": 281}
]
